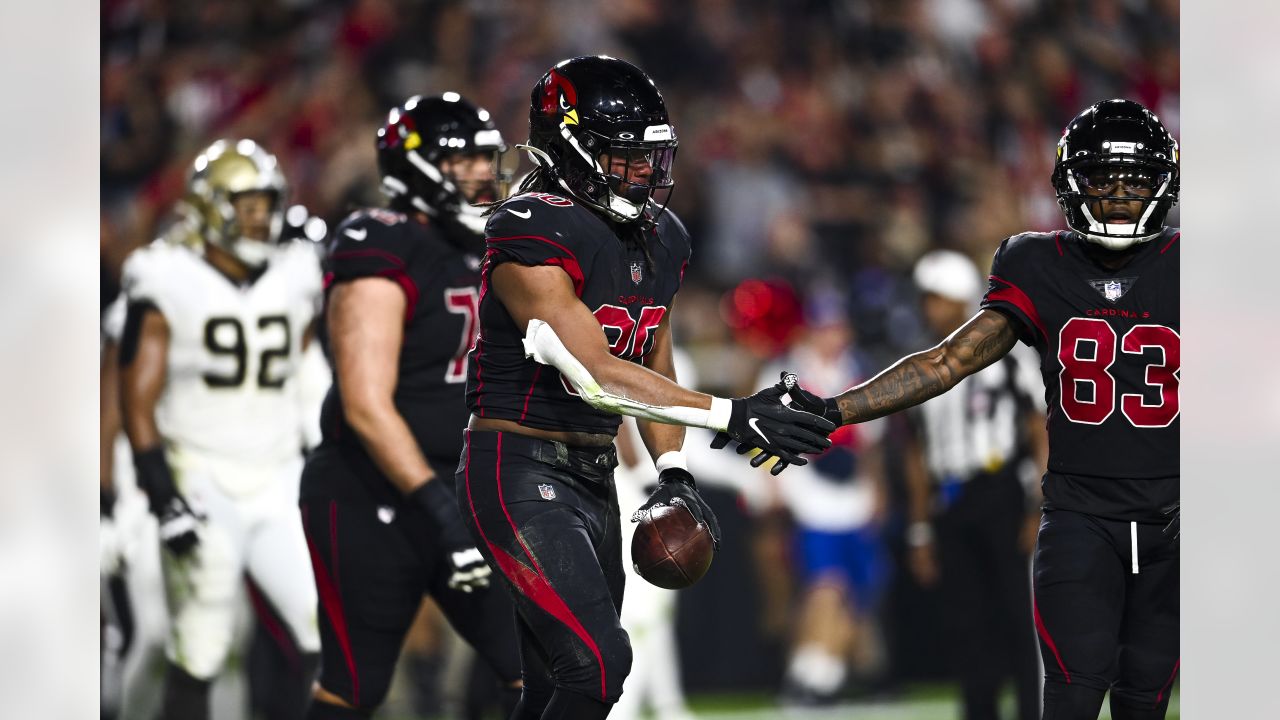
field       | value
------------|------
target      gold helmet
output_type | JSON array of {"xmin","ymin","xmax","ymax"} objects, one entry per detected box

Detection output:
[{"xmin": 184, "ymin": 138, "xmax": 287, "ymax": 268}]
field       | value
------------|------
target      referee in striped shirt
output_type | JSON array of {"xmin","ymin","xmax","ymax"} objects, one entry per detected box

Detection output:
[{"xmin": 903, "ymin": 250, "xmax": 1047, "ymax": 720}]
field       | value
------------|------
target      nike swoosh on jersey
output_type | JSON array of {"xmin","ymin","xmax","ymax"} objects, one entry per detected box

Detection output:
[
  {"xmin": 344, "ymin": 227, "xmax": 368, "ymax": 241},
  {"xmin": 748, "ymin": 417, "xmax": 769, "ymax": 443},
  {"xmin": 508, "ymin": 208, "xmax": 532, "ymax": 219}
]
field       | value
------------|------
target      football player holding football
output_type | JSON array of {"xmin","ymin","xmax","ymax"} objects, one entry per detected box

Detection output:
[
  {"xmin": 119, "ymin": 139, "xmax": 322, "ymax": 720},
  {"xmin": 456, "ymin": 55, "xmax": 834, "ymax": 720},
  {"xmin": 771, "ymin": 99, "xmax": 1181, "ymax": 720},
  {"xmin": 299, "ymin": 93, "xmax": 523, "ymax": 720}
]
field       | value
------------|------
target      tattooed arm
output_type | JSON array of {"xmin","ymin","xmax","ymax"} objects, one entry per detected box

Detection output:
[{"xmin": 830, "ymin": 309, "xmax": 1018, "ymax": 425}]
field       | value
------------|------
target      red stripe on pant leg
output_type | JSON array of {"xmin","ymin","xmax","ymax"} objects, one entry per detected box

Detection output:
[
  {"xmin": 465, "ymin": 431, "xmax": 608, "ymax": 700},
  {"xmin": 244, "ymin": 577, "xmax": 299, "ymax": 668},
  {"xmin": 1155, "ymin": 658, "xmax": 1180, "ymax": 706},
  {"xmin": 1033, "ymin": 596, "xmax": 1071, "ymax": 684},
  {"xmin": 303, "ymin": 502, "xmax": 360, "ymax": 705}
]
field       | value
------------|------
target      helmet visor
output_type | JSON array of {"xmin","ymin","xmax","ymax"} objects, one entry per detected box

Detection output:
[
  {"xmin": 599, "ymin": 144, "xmax": 677, "ymax": 205},
  {"xmin": 1071, "ymin": 163, "xmax": 1170, "ymax": 197}
]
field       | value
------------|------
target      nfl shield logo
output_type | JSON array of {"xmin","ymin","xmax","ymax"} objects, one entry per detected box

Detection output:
[
  {"xmin": 538, "ymin": 483, "xmax": 557, "ymax": 500},
  {"xmin": 630, "ymin": 261, "xmax": 643, "ymax": 285},
  {"xmin": 1103, "ymin": 281, "xmax": 1123, "ymax": 301}
]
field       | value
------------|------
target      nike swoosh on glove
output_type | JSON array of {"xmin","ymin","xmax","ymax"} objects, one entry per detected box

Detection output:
[
  {"xmin": 709, "ymin": 375, "xmax": 835, "ymax": 475},
  {"xmin": 720, "ymin": 371, "xmax": 845, "ymax": 474},
  {"xmin": 631, "ymin": 467, "xmax": 722, "ymax": 549}
]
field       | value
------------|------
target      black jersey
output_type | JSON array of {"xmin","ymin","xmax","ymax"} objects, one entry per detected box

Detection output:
[
  {"xmin": 318, "ymin": 208, "xmax": 482, "ymax": 469},
  {"xmin": 465, "ymin": 192, "xmax": 691, "ymax": 436},
  {"xmin": 981, "ymin": 228, "xmax": 1179, "ymax": 521}
]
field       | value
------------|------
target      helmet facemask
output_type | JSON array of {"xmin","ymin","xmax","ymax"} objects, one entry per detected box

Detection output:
[
  {"xmin": 1057, "ymin": 156, "xmax": 1176, "ymax": 250},
  {"xmin": 528, "ymin": 125, "xmax": 677, "ymax": 223},
  {"xmin": 187, "ymin": 139, "xmax": 287, "ymax": 270}
]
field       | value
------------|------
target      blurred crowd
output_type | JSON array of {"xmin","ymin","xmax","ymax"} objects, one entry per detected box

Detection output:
[
  {"xmin": 100, "ymin": 0, "xmax": 1178, "ymax": 708},
  {"xmin": 102, "ymin": 0, "xmax": 1179, "ymax": 373}
]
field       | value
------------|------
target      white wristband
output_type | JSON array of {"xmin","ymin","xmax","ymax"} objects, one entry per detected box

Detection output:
[
  {"xmin": 654, "ymin": 451, "xmax": 689, "ymax": 473},
  {"xmin": 707, "ymin": 396, "xmax": 733, "ymax": 432}
]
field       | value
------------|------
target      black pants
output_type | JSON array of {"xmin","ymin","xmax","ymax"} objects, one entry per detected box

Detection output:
[
  {"xmin": 299, "ymin": 446, "xmax": 521, "ymax": 711},
  {"xmin": 936, "ymin": 474, "xmax": 1040, "ymax": 720},
  {"xmin": 456, "ymin": 430, "xmax": 631, "ymax": 707},
  {"xmin": 1034, "ymin": 509, "xmax": 1179, "ymax": 719}
]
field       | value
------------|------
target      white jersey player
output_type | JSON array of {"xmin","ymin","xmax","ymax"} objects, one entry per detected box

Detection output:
[{"xmin": 119, "ymin": 139, "xmax": 322, "ymax": 720}]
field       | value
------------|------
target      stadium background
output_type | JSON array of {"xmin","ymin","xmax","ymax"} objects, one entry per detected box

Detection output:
[{"xmin": 100, "ymin": 0, "xmax": 1179, "ymax": 717}]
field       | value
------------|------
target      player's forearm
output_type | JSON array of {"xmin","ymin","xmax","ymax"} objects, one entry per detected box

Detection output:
[
  {"xmin": 579, "ymin": 352, "xmax": 731, "ymax": 429},
  {"xmin": 101, "ymin": 344, "xmax": 122, "ymax": 491},
  {"xmin": 637, "ymin": 417, "xmax": 686, "ymax": 464},
  {"xmin": 832, "ymin": 309, "xmax": 1017, "ymax": 424},
  {"xmin": 343, "ymin": 402, "xmax": 435, "ymax": 494},
  {"xmin": 523, "ymin": 318, "xmax": 731, "ymax": 429},
  {"xmin": 120, "ymin": 371, "xmax": 165, "ymax": 451},
  {"xmin": 596, "ymin": 357, "xmax": 712, "ymax": 415},
  {"xmin": 120, "ymin": 310, "xmax": 169, "ymax": 452},
  {"xmin": 831, "ymin": 345, "xmax": 958, "ymax": 424}
]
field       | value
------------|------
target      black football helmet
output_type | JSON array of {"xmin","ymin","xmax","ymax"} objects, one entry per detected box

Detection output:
[
  {"xmin": 523, "ymin": 55, "xmax": 677, "ymax": 223},
  {"xmin": 1051, "ymin": 99, "xmax": 1179, "ymax": 250},
  {"xmin": 376, "ymin": 92, "xmax": 508, "ymax": 235}
]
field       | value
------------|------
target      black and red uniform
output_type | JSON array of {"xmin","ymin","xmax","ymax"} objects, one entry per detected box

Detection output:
[
  {"xmin": 300, "ymin": 208, "xmax": 519, "ymax": 710},
  {"xmin": 982, "ymin": 228, "xmax": 1180, "ymax": 716},
  {"xmin": 457, "ymin": 191, "xmax": 690, "ymax": 707}
]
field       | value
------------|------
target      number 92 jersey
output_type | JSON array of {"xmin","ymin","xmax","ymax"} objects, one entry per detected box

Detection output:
[
  {"xmin": 981, "ymin": 228, "xmax": 1180, "ymax": 521},
  {"xmin": 121, "ymin": 239, "xmax": 323, "ymax": 464},
  {"xmin": 466, "ymin": 192, "xmax": 692, "ymax": 436}
]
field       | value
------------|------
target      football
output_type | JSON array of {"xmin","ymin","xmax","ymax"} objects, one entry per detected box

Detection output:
[{"xmin": 631, "ymin": 503, "xmax": 715, "ymax": 589}]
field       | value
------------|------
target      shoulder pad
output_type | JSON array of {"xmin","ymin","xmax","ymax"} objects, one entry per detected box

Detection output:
[
  {"xmin": 120, "ymin": 240, "xmax": 195, "ymax": 321},
  {"xmin": 120, "ymin": 240, "xmax": 181, "ymax": 299},
  {"xmin": 990, "ymin": 230, "xmax": 1065, "ymax": 276},
  {"xmin": 484, "ymin": 194, "xmax": 603, "ymax": 296},
  {"xmin": 655, "ymin": 208, "xmax": 691, "ymax": 252},
  {"xmin": 327, "ymin": 208, "xmax": 419, "ymax": 281},
  {"xmin": 102, "ymin": 294, "xmax": 128, "ymax": 344},
  {"xmin": 485, "ymin": 193, "xmax": 582, "ymax": 235},
  {"xmin": 1003, "ymin": 230, "xmax": 1062, "ymax": 255},
  {"xmin": 276, "ymin": 239, "xmax": 325, "ymax": 290}
]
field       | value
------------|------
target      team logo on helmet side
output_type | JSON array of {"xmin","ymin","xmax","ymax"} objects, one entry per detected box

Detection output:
[
  {"xmin": 540, "ymin": 69, "xmax": 579, "ymax": 126},
  {"xmin": 381, "ymin": 107, "xmax": 423, "ymax": 151}
]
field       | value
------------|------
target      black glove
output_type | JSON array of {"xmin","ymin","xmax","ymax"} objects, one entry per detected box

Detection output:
[
  {"xmin": 749, "ymin": 371, "xmax": 845, "ymax": 474},
  {"xmin": 133, "ymin": 447, "xmax": 202, "ymax": 558},
  {"xmin": 780, "ymin": 372, "xmax": 844, "ymax": 426},
  {"xmin": 709, "ymin": 375, "xmax": 836, "ymax": 475},
  {"xmin": 410, "ymin": 479, "xmax": 492, "ymax": 593},
  {"xmin": 630, "ymin": 467, "xmax": 722, "ymax": 550},
  {"xmin": 101, "ymin": 486, "xmax": 117, "ymax": 519}
]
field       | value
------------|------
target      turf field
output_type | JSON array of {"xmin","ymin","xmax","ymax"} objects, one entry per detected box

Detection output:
[{"xmin": 683, "ymin": 684, "xmax": 1180, "ymax": 719}]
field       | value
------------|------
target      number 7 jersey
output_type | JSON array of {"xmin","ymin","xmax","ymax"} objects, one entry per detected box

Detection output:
[{"xmin": 981, "ymin": 228, "xmax": 1179, "ymax": 521}]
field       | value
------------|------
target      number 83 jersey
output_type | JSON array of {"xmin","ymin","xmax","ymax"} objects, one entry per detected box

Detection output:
[
  {"xmin": 121, "ymin": 239, "xmax": 323, "ymax": 464},
  {"xmin": 981, "ymin": 228, "xmax": 1180, "ymax": 521}
]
